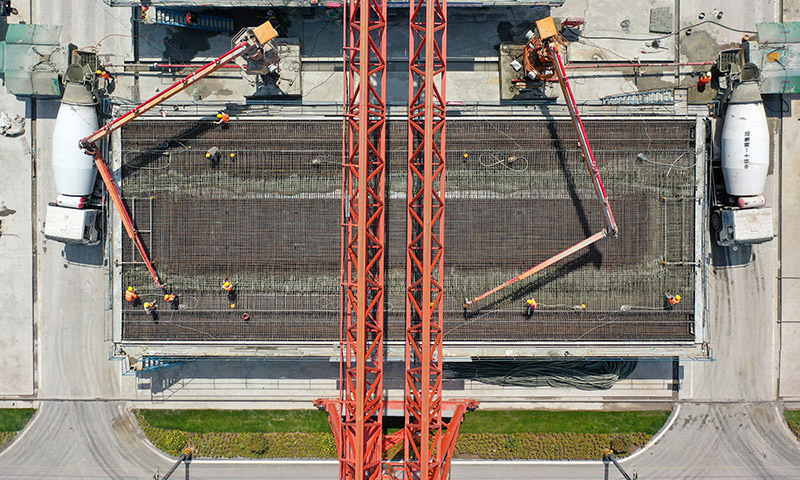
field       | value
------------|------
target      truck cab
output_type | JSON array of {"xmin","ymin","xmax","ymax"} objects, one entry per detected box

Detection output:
[
  {"xmin": 711, "ymin": 207, "xmax": 774, "ymax": 247},
  {"xmin": 43, "ymin": 204, "xmax": 101, "ymax": 245}
]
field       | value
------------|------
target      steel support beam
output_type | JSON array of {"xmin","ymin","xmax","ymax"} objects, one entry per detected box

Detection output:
[
  {"xmin": 404, "ymin": 0, "xmax": 450, "ymax": 476},
  {"xmin": 325, "ymin": 0, "xmax": 388, "ymax": 477}
]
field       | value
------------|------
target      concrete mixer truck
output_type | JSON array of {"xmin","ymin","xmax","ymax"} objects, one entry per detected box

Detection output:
[
  {"xmin": 710, "ymin": 79, "xmax": 775, "ymax": 247},
  {"xmin": 43, "ymin": 67, "xmax": 102, "ymax": 245}
]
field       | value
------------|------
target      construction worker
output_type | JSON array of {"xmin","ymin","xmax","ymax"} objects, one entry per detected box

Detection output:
[
  {"xmin": 215, "ymin": 112, "xmax": 230, "ymax": 125},
  {"xmin": 164, "ymin": 293, "xmax": 177, "ymax": 309},
  {"xmin": 697, "ymin": 72, "xmax": 712, "ymax": 93},
  {"xmin": 143, "ymin": 302, "xmax": 156, "ymax": 315},
  {"xmin": 223, "ymin": 277, "xmax": 236, "ymax": 302},
  {"xmin": 125, "ymin": 286, "xmax": 139, "ymax": 303},
  {"xmin": 206, "ymin": 146, "xmax": 221, "ymax": 166},
  {"xmin": 185, "ymin": 11, "xmax": 198, "ymax": 25},
  {"xmin": 665, "ymin": 293, "xmax": 681, "ymax": 310},
  {"xmin": 96, "ymin": 70, "xmax": 111, "ymax": 81},
  {"xmin": 525, "ymin": 298, "xmax": 538, "ymax": 318}
]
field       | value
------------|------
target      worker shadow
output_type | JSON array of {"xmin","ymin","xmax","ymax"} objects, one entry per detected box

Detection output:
[{"xmin": 121, "ymin": 121, "xmax": 217, "ymax": 178}]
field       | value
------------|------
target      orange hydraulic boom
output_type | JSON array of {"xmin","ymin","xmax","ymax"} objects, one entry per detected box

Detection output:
[
  {"xmin": 78, "ymin": 22, "xmax": 278, "ymax": 288},
  {"xmin": 464, "ymin": 16, "xmax": 618, "ymax": 307}
]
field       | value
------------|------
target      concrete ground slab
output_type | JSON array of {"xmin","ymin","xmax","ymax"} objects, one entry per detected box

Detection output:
[
  {"xmin": 0, "ymin": 4, "xmax": 34, "ymax": 398},
  {"xmin": 779, "ymin": 96, "xmax": 800, "ymax": 399},
  {"xmin": 0, "ymin": 82, "xmax": 34, "ymax": 398},
  {"xmin": 780, "ymin": 317, "xmax": 800, "ymax": 398}
]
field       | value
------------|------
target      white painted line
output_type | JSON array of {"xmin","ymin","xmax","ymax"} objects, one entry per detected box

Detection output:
[{"xmin": 452, "ymin": 460, "xmax": 601, "ymax": 465}]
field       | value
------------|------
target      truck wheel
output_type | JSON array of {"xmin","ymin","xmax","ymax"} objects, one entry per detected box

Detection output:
[{"xmin": 710, "ymin": 211, "xmax": 722, "ymax": 232}]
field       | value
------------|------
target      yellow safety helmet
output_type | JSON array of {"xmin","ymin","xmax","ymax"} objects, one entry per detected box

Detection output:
[
  {"xmin": 144, "ymin": 302, "xmax": 151, "ymax": 308},
  {"xmin": 675, "ymin": 295, "xmax": 681, "ymax": 301},
  {"xmin": 164, "ymin": 294, "xmax": 171, "ymax": 300},
  {"xmin": 127, "ymin": 286, "xmax": 134, "ymax": 292},
  {"xmin": 217, "ymin": 113, "xmax": 223, "ymax": 118},
  {"xmin": 223, "ymin": 281, "xmax": 231, "ymax": 288},
  {"xmin": 230, "ymin": 303, "xmax": 236, "ymax": 308}
]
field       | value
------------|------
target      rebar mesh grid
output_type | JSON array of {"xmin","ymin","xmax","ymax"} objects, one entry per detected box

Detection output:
[{"xmin": 120, "ymin": 118, "xmax": 698, "ymax": 343}]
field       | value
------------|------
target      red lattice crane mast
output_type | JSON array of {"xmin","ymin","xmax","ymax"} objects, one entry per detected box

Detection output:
[
  {"xmin": 404, "ymin": 0, "xmax": 475, "ymax": 478},
  {"xmin": 314, "ymin": 0, "xmax": 387, "ymax": 477},
  {"xmin": 317, "ymin": 0, "xmax": 477, "ymax": 477}
]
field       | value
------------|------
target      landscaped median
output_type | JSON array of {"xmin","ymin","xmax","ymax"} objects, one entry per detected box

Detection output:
[
  {"xmin": 135, "ymin": 408, "xmax": 671, "ymax": 460},
  {"xmin": 785, "ymin": 410, "xmax": 800, "ymax": 439},
  {"xmin": 0, "ymin": 409, "xmax": 35, "ymax": 450}
]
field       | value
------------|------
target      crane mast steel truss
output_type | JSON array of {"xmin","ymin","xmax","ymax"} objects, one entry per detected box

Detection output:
[
  {"xmin": 320, "ymin": 0, "xmax": 476, "ymax": 477},
  {"xmin": 316, "ymin": 0, "xmax": 387, "ymax": 478},
  {"xmin": 340, "ymin": 0, "xmax": 388, "ymax": 476},
  {"xmin": 404, "ymin": 0, "xmax": 469, "ymax": 477}
]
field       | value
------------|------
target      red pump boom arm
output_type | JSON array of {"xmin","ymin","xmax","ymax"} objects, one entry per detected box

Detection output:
[{"xmin": 78, "ymin": 21, "xmax": 278, "ymax": 288}]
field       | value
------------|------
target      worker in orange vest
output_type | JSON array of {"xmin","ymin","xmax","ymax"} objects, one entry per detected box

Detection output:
[
  {"xmin": 223, "ymin": 277, "xmax": 236, "ymax": 302},
  {"xmin": 164, "ymin": 293, "xmax": 177, "ymax": 309},
  {"xmin": 665, "ymin": 293, "xmax": 681, "ymax": 310},
  {"xmin": 143, "ymin": 302, "xmax": 156, "ymax": 315},
  {"xmin": 125, "ymin": 286, "xmax": 139, "ymax": 303},
  {"xmin": 697, "ymin": 72, "xmax": 712, "ymax": 93},
  {"xmin": 525, "ymin": 298, "xmax": 538, "ymax": 318},
  {"xmin": 185, "ymin": 11, "xmax": 198, "ymax": 25},
  {"xmin": 96, "ymin": 70, "xmax": 112, "ymax": 82},
  {"xmin": 216, "ymin": 112, "xmax": 230, "ymax": 125}
]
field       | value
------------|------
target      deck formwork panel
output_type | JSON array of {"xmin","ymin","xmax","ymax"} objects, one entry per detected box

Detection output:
[{"xmin": 120, "ymin": 118, "xmax": 699, "ymax": 343}]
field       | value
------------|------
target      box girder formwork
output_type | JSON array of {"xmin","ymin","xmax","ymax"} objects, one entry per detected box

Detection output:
[{"xmin": 118, "ymin": 118, "xmax": 700, "ymax": 349}]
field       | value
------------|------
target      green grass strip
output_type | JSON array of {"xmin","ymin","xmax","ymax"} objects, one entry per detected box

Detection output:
[
  {"xmin": 0, "ymin": 409, "xmax": 35, "ymax": 450},
  {"xmin": 785, "ymin": 410, "xmax": 800, "ymax": 439},
  {"xmin": 0, "ymin": 409, "xmax": 35, "ymax": 432},
  {"xmin": 459, "ymin": 410, "xmax": 671, "ymax": 435},
  {"xmin": 136, "ymin": 409, "xmax": 671, "ymax": 460},
  {"xmin": 138, "ymin": 409, "xmax": 331, "ymax": 434}
]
